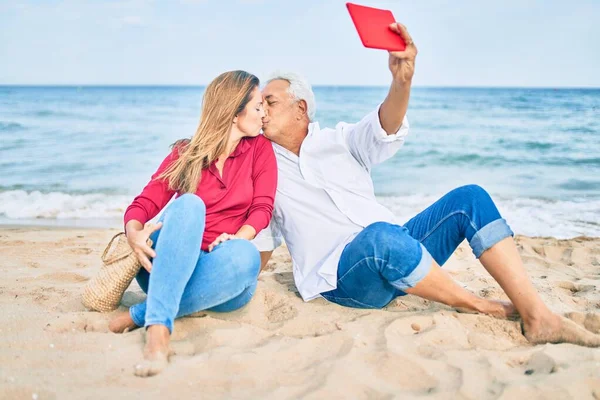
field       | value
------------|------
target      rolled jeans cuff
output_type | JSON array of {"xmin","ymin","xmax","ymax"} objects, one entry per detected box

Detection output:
[
  {"xmin": 470, "ymin": 218, "xmax": 514, "ymax": 258},
  {"xmin": 389, "ymin": 243, "xmax": 433, "ymax": 290},
  {"xmin": 144, "ymin": 318, "xmax": 173, "ymax": 334},
  {"xmin": 129, "ymin": 304, "xmax": 145, "ymax": 328}
]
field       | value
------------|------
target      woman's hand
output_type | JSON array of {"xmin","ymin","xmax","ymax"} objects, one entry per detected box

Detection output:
[
  {"xmin": 126, "ymin": 221, "xmax": 162, "ymax": 272},
  {"xmin": 208, "ymin": 233, "xmax": 238, "ymax": 252}
]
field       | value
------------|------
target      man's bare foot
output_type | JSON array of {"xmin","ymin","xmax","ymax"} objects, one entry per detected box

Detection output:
[
  {"xmin": 478, "ymin": 299, "xmax": 519, "ymax": 319},
  {"xmin": 456, "ymin": 298, "xmax": 519, "ymax": 320},
  {"xmin": 108, "ymin": 311, "xmax": 138, "ymax": 333},
  {"xmin": 134, "ymin": 325, "xmax": 170, "ymax": 377},
  {"xmin": 523, "ymin": 312, "xmax": 600, "ymax": 347}
]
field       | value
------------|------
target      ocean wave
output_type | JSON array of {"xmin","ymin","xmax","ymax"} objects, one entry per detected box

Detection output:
[
  {"xmin": 437, "ymin": 153, "xmax": 514, "ymax": 166},
  {"xmin": 522, "ymin": 141, "xmax": 556, "ymax": 150},
  {"xmin": 31, "ymin": 109, "xmax": 84, "ymax": 119},
  {"xmin": 378, "ymin": 194, "xmax": 600, "ymax": 239},
  {"xmin": 0, "ymin": 190, "xmax": 131, "ymax": 220},
  {"xmin": 0, "ymin": 190, "xmax": 598, "ymax": 239},
  {"xmin": 560, "ymin": 126, "xmax": 597, "ymax": 134},
  {"xmin": 426, "ymin": 152, "xmax": 600, "ymax": 168},
  {"xmin": 557, "ymin": 179, "xmax": 600, "ymax": 191},
  {"xmin": 0, "ymin": 121, "xmax": 26, "ymax": 131},
  {"xmin": 550, "ymin": 157, "xmax": 600, "ymax": 167}
]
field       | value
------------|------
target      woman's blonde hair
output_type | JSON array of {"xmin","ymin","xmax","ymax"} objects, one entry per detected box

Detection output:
[{"xmin": 158, "ymin": 70, "xmax": 260, "ymax": 193}]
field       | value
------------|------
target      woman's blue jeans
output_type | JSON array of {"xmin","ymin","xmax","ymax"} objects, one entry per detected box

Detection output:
[
  {"xmin": 321, "ymin": 185, "xmax": 514, "ymax": 309},
  {"xmin": 129, "ymin": 194, "xmax": 261, "ymax": 333}
]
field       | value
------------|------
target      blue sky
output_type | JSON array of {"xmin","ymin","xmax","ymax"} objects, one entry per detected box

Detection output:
[{"xmin": 1, "ymin": 0, "xmax": 599, "ymax": 86}]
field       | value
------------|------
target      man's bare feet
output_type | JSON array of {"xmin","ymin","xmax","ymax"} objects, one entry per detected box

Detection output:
[
  {"xmin": 477, "ymin": 299, "xmax": 519, "ymax": 319},
  {"xmin": 455, "ymin": 298, "xmax": 519, "ymax": 320},
  {"xmin": 134, "ymin": 325, "xmax": 171, "ymax": 377},
  {"xmin": 523, "ymin": 312, "xmax": 600, "ymax": 347},
  {"xmin": 108, "ymin": 311, "xmax": 138, "ymax": 333}
]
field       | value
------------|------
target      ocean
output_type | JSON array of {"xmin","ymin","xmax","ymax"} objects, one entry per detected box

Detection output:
[{"xmin": 1, "ymin": 86, "xmax": 599, "ymax": 238}]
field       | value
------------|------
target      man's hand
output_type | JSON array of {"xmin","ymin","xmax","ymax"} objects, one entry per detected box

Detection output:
[{"xmin": 388, "ymin": 23, "xmax": 418, "ymax": 84}]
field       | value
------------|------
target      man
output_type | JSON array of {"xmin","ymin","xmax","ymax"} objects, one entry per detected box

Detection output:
[{"xmin": 254, "ymin": 23, "xmax": 599, "ymax": 347}]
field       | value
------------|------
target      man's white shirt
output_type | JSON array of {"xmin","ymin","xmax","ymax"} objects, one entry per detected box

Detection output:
[{"xmin": 253, "ymin": 107, "xmax": 410, "ymax": 301}]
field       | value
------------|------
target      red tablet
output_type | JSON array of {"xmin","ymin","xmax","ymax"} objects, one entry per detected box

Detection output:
[{"xmin": 346, "ymin": 3, "xmax": 406, "ymax": 51}]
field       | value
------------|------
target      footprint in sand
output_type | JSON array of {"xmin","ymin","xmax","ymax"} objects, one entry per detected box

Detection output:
[
  {"xmin": 45, "ymin": 313, "xmax": 109, "ymax": 333},
  {"xmin": 455, "ymin": 313, "xmax": 526, "ymax": 349},
  {"xmin": 178, "ymin": 319, "xmax": 269, "ymax": 355},
  {"xmin": 68, "ymin": 247, "xmax": 94, "ymax": 255},
  {"xmin": 548, "ymin": 245, "xmax": 575, "ymax": 266},
  {"xmin": 531, "ymin": 244, "xmax": 546, "ymax": 257},
  {"xmin": 564, "ymin": 312, "xmax": 600, "ymax": 334},
  {"xmin": 384, "ymin": 314, "xmax": 471, "ymax": 355},
  {"xmin": 557, "ymin": 281, "xmax": 596, "ymax": 296},
  {"xmin": 39, "ymin": 272, "xmax": 89, "ymax": 284},
  {"xmin": 366, "ymin": 351, "xmax": 442, "ymax": 393},
  {"xmin": 273, "ymin": 271, "xmax": 299, "ymax": 295},
  {"xmin": 263, "ymin": 291, "xmax": 298, "ymax": 323}
]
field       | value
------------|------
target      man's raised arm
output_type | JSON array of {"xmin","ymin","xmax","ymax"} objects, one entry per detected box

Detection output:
[{"xmin": 379, "ymin": 23, "xmax": 418, "ymax": 135}]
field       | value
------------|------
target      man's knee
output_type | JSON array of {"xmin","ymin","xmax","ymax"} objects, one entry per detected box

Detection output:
[
  {"xmin": 363, "ymin": 221, "xmax": 408, "ymax": 244},
  {"xmin": 362, "ymin": 221, "xmax": 422, "ymax": 270},
  {"xmin": 456, "ymin": 184, "xmax": 493, "ymax": 204}
]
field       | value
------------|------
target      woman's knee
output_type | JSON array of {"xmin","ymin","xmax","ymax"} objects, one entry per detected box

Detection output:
[
  {"xmin": 226, "ymin": 239, "xmax": 261, "ymax": 275},
  {"xmin": 208, "ymin": 284, "xmax": 257, "ymax": 313},
  {"xmin": 171, "ymin": 193, "xmax": 206, "ymax": 215}
]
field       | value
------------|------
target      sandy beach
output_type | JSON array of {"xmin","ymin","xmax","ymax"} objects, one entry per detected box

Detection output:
[{"xmin": 1, "ymin": 226, "xmax": 599, "ymax": 399}]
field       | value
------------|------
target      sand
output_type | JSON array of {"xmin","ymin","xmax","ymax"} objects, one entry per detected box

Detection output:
[{"xmin": 1, "ymin": 227, "xmax": 599, "ymax": 399}]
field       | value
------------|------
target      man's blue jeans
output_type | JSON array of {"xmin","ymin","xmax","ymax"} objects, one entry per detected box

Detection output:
[
  {"xmin": 321, "ymin": 185, "xmax": 514, "ymax": 309},
  {"xmin": 129, "ymin": 194, "xmax": 261, "ymax": 333}
]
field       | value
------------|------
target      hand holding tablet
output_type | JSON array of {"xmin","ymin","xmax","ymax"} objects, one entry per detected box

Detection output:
[
  {"xmin": 346, "ymin": 2, "xmax": 417, "ymax": 83},
  {"xmin": 346, "ymin": 3, "xmax": 408, "ymax": 51}
]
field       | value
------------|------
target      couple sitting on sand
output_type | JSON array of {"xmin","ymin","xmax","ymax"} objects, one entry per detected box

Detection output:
[{"xmin": 108, "ymin": 23, "xmax": 600, "ymax": 377}]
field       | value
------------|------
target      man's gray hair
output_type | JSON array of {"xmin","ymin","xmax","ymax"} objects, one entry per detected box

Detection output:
[{"xmin": 267, "ymin": 71, "xmax": 316, "ymax": 122}]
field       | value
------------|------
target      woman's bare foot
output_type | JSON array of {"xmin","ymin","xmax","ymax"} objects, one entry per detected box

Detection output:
[
  {"xmin": 456, "ymin": 298, "xmax": 519, "ymax": 320},
  {"xmin": 523, "ymin": 312, "xmax": 600, "ymax": 347},
  {"xmin": 108, "ymin": 311, "xmax": 138, "ymax": 333},
  {"xmin": 134, "ymin": 325, "xmax": 170, "ymax": 377}
]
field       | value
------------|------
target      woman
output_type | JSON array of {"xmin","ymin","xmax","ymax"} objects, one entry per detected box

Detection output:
[{"xmin": 108, "ymin": 70, "xmax": 276, "ymax": 377}]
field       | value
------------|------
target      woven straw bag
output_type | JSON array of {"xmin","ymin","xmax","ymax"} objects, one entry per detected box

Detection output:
[{"xmin": 82, "ymin": 232, "xmax": 152, "ymax": 312}]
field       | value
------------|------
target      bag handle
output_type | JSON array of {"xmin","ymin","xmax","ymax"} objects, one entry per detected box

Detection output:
[
  {"xmin": 101, "ymin": 232, "xmax": 132, "ymax": 265},
  {"xmin": 101, "ymin": 232, "xmax": 154, "ymax": 265}
]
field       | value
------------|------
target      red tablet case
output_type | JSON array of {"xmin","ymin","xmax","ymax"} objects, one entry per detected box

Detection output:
[{"xmin": 346, "ymin": 3, "xmax": 406, "ymax": 51}]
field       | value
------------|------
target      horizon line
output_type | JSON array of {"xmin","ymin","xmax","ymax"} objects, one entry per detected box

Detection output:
[{"xmin": 1, "ymin": 84, "xmax": 599, "ymax": 90}]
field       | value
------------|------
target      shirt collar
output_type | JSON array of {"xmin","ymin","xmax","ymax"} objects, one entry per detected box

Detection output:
[
  {"xmin": 272, "ymin": 142, "xmax": 297, "ymax": 162},
  {"xmin": 272, "ymin": 122, "xmax": 320, "ymax": 162},
  {"xmin": 308, "ymin": 121, "xmax": 320, "ymax": 137},
  {"xmin": 229, "ymin": 137, "xmax": 252, "ymax": 158}
]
